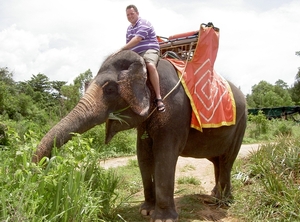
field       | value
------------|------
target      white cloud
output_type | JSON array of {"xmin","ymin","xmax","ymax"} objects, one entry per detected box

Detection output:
[{"xmin": 0, "ymin": 0, "xmax": 299, "ymax": 95}]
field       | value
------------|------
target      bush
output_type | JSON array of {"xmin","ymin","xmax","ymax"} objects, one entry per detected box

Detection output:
[
  {"xmin": 0, "ymin": 129, "xmax": 128, "ymax": 221},
  {"xmin": 273, "ymin": 120, "xmax": 293, "ymax": 136},
  {"xmin": 0, "ymin": 122, "xmax": 8, "ymax": 146},
  {"xmin": 231, "ymin": 136, "xmax": 300, "ymax": 221},
  {"xmin": 244, "ymin": 113, "xmax": 299, "ymax": 143},
  {"xmin": 82, "ymin": 125, "xmax": 137, "ymax": 158},
  {"xmin": 248, "ymin": 111, "xmax": 269, "ymax": 138}
]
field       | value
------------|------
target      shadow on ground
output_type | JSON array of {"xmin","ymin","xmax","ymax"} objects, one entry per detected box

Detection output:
[{"xmin": 117, "ymin": 194, "xmax": 230, "ymax": 222}]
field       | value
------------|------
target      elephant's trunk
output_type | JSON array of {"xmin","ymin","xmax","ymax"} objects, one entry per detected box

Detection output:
[{"xmin": 32, "ymin": 82, "xmax": 107, "ymax": 163}]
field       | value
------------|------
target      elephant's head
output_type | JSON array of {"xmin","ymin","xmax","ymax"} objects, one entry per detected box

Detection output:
[{"xmin": 32, "ymin": 50, "xmax": 151, "ymax": 163}]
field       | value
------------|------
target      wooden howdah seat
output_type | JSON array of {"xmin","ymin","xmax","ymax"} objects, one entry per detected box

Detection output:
[
  {"xmin": 157, "ymin": 22, "xmax": 219, "ymax": 61},
  {"xmin": 157, "ymin": 23, "xmax": 236, "ymax": 131}
]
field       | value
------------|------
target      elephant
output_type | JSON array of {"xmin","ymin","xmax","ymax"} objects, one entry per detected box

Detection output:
[{"xmin": 32, "ymin": 50, "xmax": 247, "ymax": 222}]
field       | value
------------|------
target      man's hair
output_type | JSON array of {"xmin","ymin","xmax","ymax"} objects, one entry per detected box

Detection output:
[{"xmin": 126, "ymin": 4, "xmax": 138, "ymax": 13}]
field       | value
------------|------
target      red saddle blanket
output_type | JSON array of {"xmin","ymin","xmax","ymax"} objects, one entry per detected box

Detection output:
[{"xmin": 163, "ymin": 25, "xmax": 236, "ymax": 131}]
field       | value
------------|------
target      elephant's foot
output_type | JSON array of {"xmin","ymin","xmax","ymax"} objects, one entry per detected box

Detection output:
[
  {"xmin": 211, "ymin": 186, "xmax": 219, "ymax": 198},
  {"xmin": 140, "ymin": 202, "xmax": 178, "ymax": 222},
  {"xmin": 139, "ymin": 202, "xmax": 155, "ymax": 216},
  {"xmin": 211, "ymin": 186, "xmax": 233, "ymax": 206},
  {"xmin": 149, "ymin": 208, "xmax": 178, "ymax": 222},
  {"xmin": 211, "ymin": 186, "xmax": 232, "ymax": 199},
  {"xmin": 150, "ymin": 219, "xmax": 178, "ymax": 222}
]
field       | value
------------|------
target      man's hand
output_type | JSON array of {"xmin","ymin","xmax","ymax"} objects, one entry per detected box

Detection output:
[
  {"xmin": 111, "ymin": 49, "xmax": 123, "ymax": 57},
  {"xmin": 111, "ymin": 36, "xmax": 142, "ymax": 57}
]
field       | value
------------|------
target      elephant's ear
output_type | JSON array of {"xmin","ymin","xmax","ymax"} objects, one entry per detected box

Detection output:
[{"xmin": 118, "ymin": 59, "xmax": 150, "ymax": 116}]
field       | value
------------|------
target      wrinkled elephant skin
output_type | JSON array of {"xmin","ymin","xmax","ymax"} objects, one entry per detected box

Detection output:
[{"xmin": 33, "ymin": 50, "xmax": 247, "ymax": 222}]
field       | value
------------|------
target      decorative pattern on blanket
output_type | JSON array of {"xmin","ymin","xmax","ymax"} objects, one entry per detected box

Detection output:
[{"xmin": 165, "ymin": 25, "xmax": 236, "ymax": 131}]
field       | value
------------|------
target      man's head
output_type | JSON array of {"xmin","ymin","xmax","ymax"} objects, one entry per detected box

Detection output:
[{"xmin": 126, "ymin": 5, "xmax": 139, "ymax": 25}]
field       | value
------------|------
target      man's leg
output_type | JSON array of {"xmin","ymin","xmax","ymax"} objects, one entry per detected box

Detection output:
[
  {"xmin": 146, "ymin": 63, "xmax": 165, "ymax": 112},
  {"xmin": 146, "ymin": 63, "xmax": 161, "ymax": 98},
  {"xmin": 142, "ymin": 50, "xmax": 165, "ymax": 112}
]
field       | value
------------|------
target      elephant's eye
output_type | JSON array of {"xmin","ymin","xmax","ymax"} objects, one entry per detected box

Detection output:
[{"xmin": 103, "ymin": 81, "xmax": 118, "ymax": 95}]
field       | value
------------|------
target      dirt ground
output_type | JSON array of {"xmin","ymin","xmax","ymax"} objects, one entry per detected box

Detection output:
[{"xmin": 100, "ymin": 144, "xmax": 260, "ymax": 221}]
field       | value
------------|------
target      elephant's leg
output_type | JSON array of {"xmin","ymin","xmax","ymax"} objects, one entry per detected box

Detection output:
[
  {"xmin": 208, "ymin": 157, "xmax": 220, "ymax": 197},
  {"xmin": 216, "ymin": 123, "xmax": 246, "ymax": 199},
  {"xmin": 137, "ymin": 131, "xmax": 180, "ymax": 221},
  {"xmin": 210, "ymin": 147, "xmax": 243, "ymax": 198},
  {"xmin": 136, "ymin": 131, "xmax": 156, "ymax": 216},
  {"xmin": 151, "ymin": 150, "xmax": 178, "ymax": 221},
  {"xmin": 209, "ymin": 156, "xmax": 233, "ymax": 199},
  {"xmin": 217, "ymin": 155, "xmax": 233, "ymax": 199},
  {"xmin": 209, "ymin": 124, "xmax": 246, "ymax": 199}
]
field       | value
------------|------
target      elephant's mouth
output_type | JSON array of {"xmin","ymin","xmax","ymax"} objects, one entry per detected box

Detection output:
[{"xmin": 108, "ymin": 106, "xmax": 131, "ymax": 126}]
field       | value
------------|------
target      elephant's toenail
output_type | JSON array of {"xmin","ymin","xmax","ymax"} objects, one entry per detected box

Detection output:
[
  {"xmin": 140, "ymin": 209, "xmax": 148, "ymax": 216},
  {"xmin": 154, "ymin": 220, "xmax": 163, "ymax": 222},
  {"xmin": 149, "ymin": 210, "xmax": 154, "ymax": 215}
]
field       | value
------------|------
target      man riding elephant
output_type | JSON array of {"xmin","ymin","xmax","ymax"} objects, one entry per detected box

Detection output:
[{"xmin": 115, "ymin": 4, "xmax": 166, "ymax": 112}]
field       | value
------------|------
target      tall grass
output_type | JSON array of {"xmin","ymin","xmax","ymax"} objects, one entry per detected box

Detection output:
[
  {"xmin": 0, "ymin": 121, "xmax": 130, "ymax": 221},
  {"xmin": 243, "ymin": 113, "xmax": 299, "ymax": 143},
  {"xmin": 81, "ymin": 125, "xmax": 137, "ymax": 159},
  {"xmin": 231, "ymin": 135, "xmax": 300, "ymax": 221},
  {"xmin": 2, "ymin": 114, "xmax": 300, "ymax": 221}
]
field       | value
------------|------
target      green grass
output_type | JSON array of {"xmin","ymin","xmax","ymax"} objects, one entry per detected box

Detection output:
[
  {"xmin": 177, "ymin": 176, "xmax": 201, "ymax": 185},
  {"xmin": 231, "ymin": 135, "xmax": 300, "ymax": 221},
  {"xmin": 180, "ymin": 164, "xmax": 196, "ymax": 172},
  {"xmin": 1, "ymin": 115, "xmax": 300, "ymax": 221},
  {"xmin": 243, "ymin": 113, "xmax": 300, "ymax": 144},
  {"xmin": 0, "ymin": 122, "xmax": 131, "ymax": 221}
]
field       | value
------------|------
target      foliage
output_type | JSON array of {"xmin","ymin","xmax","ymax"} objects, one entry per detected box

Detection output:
[
  {"xmin": 231, "ymin": 136, "xmax": 300, "ymax": 221},
  {"xmin": 247, "ymin": 110, "xmax": 269, "ymax": 138},
  {"xmin": 0, "ymin": 125, "xmax": 129, "ymax": 221},
  {"xmin": 0, "ymin": 67, "xmax": 93, "ymax": 122},
  {"xmin": 74, "ymin": 69, "xmax": 93, "ymax": 97},
  {"xmin": 2, "ymin": 62, "xmax": 300, "ymax": 221},
  {"xmin": 273, "ymin": 120, "xmax": 293, "ymax": 136},
  {"xmin": 0, "ymin": 68, "xmax": 19, "ymax": 119},
  {"xmin": 1, "ymin": 109, "xmax": 300, "ymax": 221},
  {"xmin": 60, "ymin": 69, "xmax": 93, "ymax": 116},
  {"xmin": 289, "ymin": 67, "xmax": 300, "ymax": 105},
  {"xmin": 0, "ymin": 122, "xmax": 8, "ymax": 146},
  {"xmin": 177, "ymin": 176, "xmax": 200, "ymax": 185},
  {"xmin": 243, "ymin": 110, "xmax": 298, "ymax": 143},
  {"xmin": 81, "ymin": 125, "xmax": 137, "ymax": 159},
  {"xmin": 114, "ymin": 159, "xmax": 143, "ymax": 197},
  {"xmin": 246, "ymin": 80, "xmax": 294, "ymax": 108}
]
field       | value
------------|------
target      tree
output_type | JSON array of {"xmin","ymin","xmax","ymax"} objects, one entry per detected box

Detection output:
[
  {"xmin": 0, "ymin": 68, "xmax": 16, "ymax": 118},
  {"xmin": 290, "ymin": 80, "xmax": 300, "ymax": 105},
  {"xmin": 51, "ymin": 80, "xmax": 67, "ymax": 100},
  {"xmin": 296, "ymin": 51, "xmax": 300, "ymax": 80},
  {"xmin": 246, "ymin": 80, "xmax": 294, "ymax": 108},
  {"xmin": 0, "ymin": 67, "xmax": 94, "ymax": 121},
  {"xmin": 0, "ymin": 67, "xmax": 37, "ymax": 120},
  {"xmin": 27, "ymin": 73, "xmax": 51, "ymax": 93},
  {"xmin": 274, "ymin": 79, "xmax": 294, "ymax": 105},
  {"xmin": 0, "ymin": 67, "xmax": 14, "ymax": 85},
  {"xmin": 275, "ymin": 79, "xmax": 288, "ymax": 89},
  {"xmin": 60, "ymin": 69, "xmax": 93, "ymax": 114},
  {"xmin": 26, "ymin": 74, "xmax": 52, "ymax": 108},
  {"xmin": 247, "ymin": 81, "xmax": 273, "ymax": 108},
  {"xmin": 73, "ymin": 69, "xmax": 93, "ymax": 97},
  {"xmin": 290, "ymin": 51, "xmax": 300, "ymax": 104}
]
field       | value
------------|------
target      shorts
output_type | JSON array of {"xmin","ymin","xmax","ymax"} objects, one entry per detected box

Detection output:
[{"xmin": 139, "ymin": 49, "xmax": 159, "ymax": 65}]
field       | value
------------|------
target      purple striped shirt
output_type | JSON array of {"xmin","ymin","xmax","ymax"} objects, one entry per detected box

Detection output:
[{"xmin": 126, "ymin": 17, "xmax": 159, "ymax": 54}]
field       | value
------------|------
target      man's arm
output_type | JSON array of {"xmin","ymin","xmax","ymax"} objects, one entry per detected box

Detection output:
[{"xmin": 121, "ymin": 36, "xmax": 142, "ymax": 50}]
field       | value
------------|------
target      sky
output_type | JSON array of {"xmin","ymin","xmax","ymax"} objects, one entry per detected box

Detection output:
[{"xmin": 0, "ymin": 0, "xmax": 299, "ymax": 95}]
